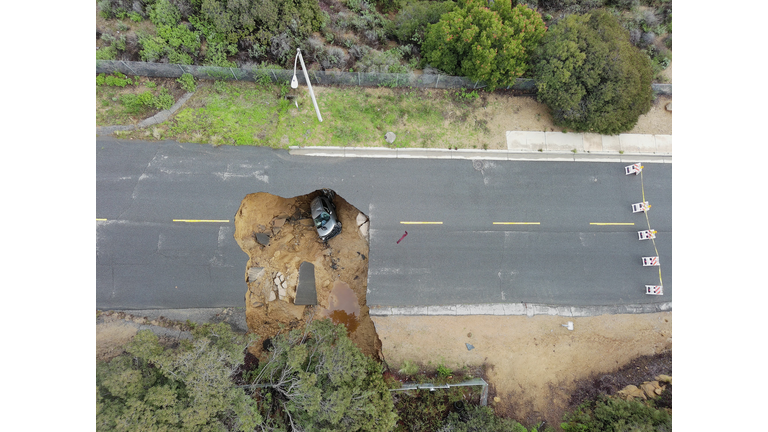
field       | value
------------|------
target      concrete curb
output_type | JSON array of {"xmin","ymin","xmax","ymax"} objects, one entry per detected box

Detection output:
[
  {"xmin": 96, "ymin": 92, "xmax": 194, "ymax": 136},
  {"xmin": 369, "ymin": 302, "xmax": 671, "ymax": 318},
  {"xmin": 289, "ymin": 146, "xmax": 671, "ymax": 163}
]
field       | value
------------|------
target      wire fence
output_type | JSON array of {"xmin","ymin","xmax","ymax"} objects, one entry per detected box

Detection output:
[
  {"xmin": 96, "ymin": 60, "xmax": 537, "ymax": 92},
  {"xmin": 96, "ymin": 60, "xmax": 670, "ymax": 95}
]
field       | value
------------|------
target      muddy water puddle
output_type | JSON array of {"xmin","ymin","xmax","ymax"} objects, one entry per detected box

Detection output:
[{"xmin": 322, "ymin": 280, "xmax": 360, "ymax": 334}]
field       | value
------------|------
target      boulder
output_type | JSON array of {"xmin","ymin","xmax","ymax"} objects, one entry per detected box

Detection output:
[
  {"xmin": 617, "ymin": 385, "xmax": 646, "ymax": 401},
  {"xmin": 665, "ymin": 102, "xmax": 672, "ymax": 112},
  {"xmin": 385, "ymin": 132, "xmax": 396, "ymax": 144},
  {"xmin": 640, "ymin": 382, "xmax": 660, "ymax": 399},
  {"xmin": 655, "ymin": 374, "xmax": 672, "ymax": 384}
]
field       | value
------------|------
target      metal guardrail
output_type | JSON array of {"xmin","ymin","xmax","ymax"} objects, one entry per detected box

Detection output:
[{"xmin": 390, "ymin": 377, "xmax": 489, "ymax": 406}]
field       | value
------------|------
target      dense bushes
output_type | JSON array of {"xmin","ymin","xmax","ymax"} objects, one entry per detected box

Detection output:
[
  {"xmin": 97, "ymin": 0, "xmax": 670, "ymax": 94},
  {"xmin": 560, "ymin": 394, "xmax": 671, "ymax": 431},
  {"xmin": 532, "ymin": 9, "xmax": 653, "ymax": 134},
  {"xmin": 390, "ymin": 0, "xmax": 456, "ymax": 45},
  {"xmin": 422, "ymin": 0, "xmax": 546, "ymax": 91},
  {"xmin": 96, "ymin": 324, "xmax": 262, "ymax": 431}
]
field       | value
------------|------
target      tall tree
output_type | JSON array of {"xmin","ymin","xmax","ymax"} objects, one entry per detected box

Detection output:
[
  {"xmin": 422, "ymin": 0, "xmax": 546, "ymax": 91},
  {"xmin": 96, "ymin": 323, "xmax": 262, "ymax": 432},
  {"xmin": 532, "ymin": 9, "xmax": 654, "ymax": 134},
  {"xmin": 251, "ymin": 318, "xmax": 398, "ymax": 431}
]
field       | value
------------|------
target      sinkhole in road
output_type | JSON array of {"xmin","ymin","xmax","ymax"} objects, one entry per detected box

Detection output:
[{"xmin": 233, "ymin": 189, "xmax": 381, "ymax": 361}]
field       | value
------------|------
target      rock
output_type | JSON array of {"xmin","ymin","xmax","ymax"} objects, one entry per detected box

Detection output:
[
  {"xmin": 358, "ymin": 220, "xmax": 369, "ymax": 240},
  {"xmin": 493, "ymin": 396, "xmax": 501, "ymax": 403},
  {"xmin": 247, "ymin": 266, "xmax": 264, "ymax": 282},
  {"xmin": 385, "ymin": 132, "xmax": 396, "ymax": 144},
  {"xmin": 665, "ymin": 102, "xmax": 672, "ymax": 112},
  {"xmin": 655, "ymin": 374, "xmax": 672, "ymax": 383},
  {"xmin": 356, "ymin": 212, "xmax": 368, "ymax": 226},
  {"xmin": 268, "ymin": 290, "xmax": 277, "ymax": 302},
  {"xmin": 278, "ymin": 285, "xmax": 287, "ymax": 299},
  {"xmin": 273, "ymin": 217, "xmax": 286, "ymax": 228},
  {"xmin": 640, "ymin": 382, "xmax": 659, "ymax": 399},
  {"xmin": 255, "ymin": 233, "xmax": 270, "ymax": 246},
  {"xmin": 617, "ymin": 385, "xmax": 646, "ymax": 401}
]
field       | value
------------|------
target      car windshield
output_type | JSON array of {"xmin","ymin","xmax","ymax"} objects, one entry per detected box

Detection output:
[{"xmin": 314, "ymin": 212, "xmax": 330, "ymax": 228}]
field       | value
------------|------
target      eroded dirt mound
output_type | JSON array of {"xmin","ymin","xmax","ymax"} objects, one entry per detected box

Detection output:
[{"xmin": 233, "ymin": 190, "xmax": 381, "ymax": 361}]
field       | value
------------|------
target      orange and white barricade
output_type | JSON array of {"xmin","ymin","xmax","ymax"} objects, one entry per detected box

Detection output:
[
  {"xmin": 645, "ymin": 285, "xmax": 663, "ymax": 295},
  {"xmin": 625, "ymin": 163, "xmax": 643, "ymax": 175},
  {"xmin": 642, "ymin": 256, "xmax": 660, "ymax": 266}
]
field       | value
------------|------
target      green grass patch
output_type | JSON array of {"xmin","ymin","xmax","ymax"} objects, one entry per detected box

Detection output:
[{"xmin": 109, "ymin": 80, "xmax": 492, "ymax": 149}]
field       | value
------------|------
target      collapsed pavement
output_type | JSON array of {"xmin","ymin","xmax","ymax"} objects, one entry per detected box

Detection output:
[{"xmin": 233, "ymin": 190, "xmax": 382, "ymax": 361}]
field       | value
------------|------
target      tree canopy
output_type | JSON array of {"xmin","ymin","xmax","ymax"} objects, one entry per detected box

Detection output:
[
  {"xmin": 96, "ymin": 318, "xmax": 397, "ymax": 431},
  {"xmin": 422, "ymin": 0, "xmax": 546, "ymax": 91},
  {"xmin": 96, "ymin": 323, "xmax": 262, "ymax": 432},
  {"xmin": 532, "ymin": 9, "xmax": 654, "ymax": 134},
  {"xmin": 252, "ymin": 318, "xmax": 398, "ymax": 431}
]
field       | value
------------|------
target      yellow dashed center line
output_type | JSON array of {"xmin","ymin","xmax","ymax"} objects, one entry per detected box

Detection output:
[
  {"xmin": 173, "ymin": 219, "xmax": 230, "ymax": 223},
  {"xmin": 400, "ymin": 221, "xmax": 443, "ymax": 225},
  {"xmin": 96, "ymin": 218, "xmax": 107, "ymax": 221},
  {"xmin": 493, "ymin": 222, "xmax": 540, "ymax": 225},
  {"xmin": 589, "ymin": 222, "xmax": 634, "ymax": 226}
]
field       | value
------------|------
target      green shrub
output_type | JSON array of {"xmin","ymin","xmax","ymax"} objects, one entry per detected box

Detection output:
[
  {"xmin": 398, "ymin": 359, "xmax": 419, "ymax": 376},
  {"xmin": 423, "ymin": 0, "xmax": 546, "ymax": 91},
  {"xmin": 120, "ymin": 91, "xmax": 155, "ymax": 114},
  {"xmin": 441, "ymin": 405, "xmax": 533, "ymax": 432},
  {"xmin": 152, "ymin": 87, "xmax": 175, "ymax": 110},
  {"xmin": 200, "ymin": 0, "xmax": 325, "ymax": 47},
  {"xmin": 560, "ymin": 394, "xmax": 671, "ymax": 431},
  {"xmin": 148, "ymin": 0, "xmax": 181, "ymax": 27},
  {"xmin": 96, "ymin": 46, "xmax": 117, "ymax": 60},
  {"xmin": 176, "ymin": 73, "xmax": 197, "ymax": 92},
  {"xmin": 98, "ymin": 72, "xmax": 133, "ymax": 87},
  {"xmin": 138, "ymin": 33, "xmax": 169, "ymax": 62},
  {"xmin": 532, "ymin": 9, "xmax": 653, "ymax": 134},
  {"xmin": 436, "ymin": 364, "xmax": 453, "ymax": 378},
  {"xmin": 128, "ymin": 11, "xmax": 143, "ymax": 22},
  {"xmin": 157, "ymin": 23, "xmax": 201, "ymax": 53},
  {"xmin": 390, "ymin": 0, "xmax": 456, "ymax": 45}
]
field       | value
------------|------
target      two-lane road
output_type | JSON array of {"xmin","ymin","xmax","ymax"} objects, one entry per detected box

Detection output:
[{"xmin": 96, "ymin": 138, "xmax": 671, "ymax": 310}]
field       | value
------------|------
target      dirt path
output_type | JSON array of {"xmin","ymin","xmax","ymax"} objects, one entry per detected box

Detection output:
[{"xmin": 373, "ymin": 313, "xmax": 671, "ymax": 427}]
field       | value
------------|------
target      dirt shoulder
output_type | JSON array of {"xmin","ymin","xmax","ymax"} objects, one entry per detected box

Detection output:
[{"xmin": 372, "ymin": 313, "xmax": 671, "ymax": 427}]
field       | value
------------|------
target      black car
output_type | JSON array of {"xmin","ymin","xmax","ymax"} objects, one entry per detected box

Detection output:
[{"xmin": 310, "ymin": 192, "xmax": 342, "ymax": 242}]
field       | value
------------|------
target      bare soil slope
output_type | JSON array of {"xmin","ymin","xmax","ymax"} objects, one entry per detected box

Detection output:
[{"xmin": 373, "ymin": 313, "xmax": 672, "ymax": 427}]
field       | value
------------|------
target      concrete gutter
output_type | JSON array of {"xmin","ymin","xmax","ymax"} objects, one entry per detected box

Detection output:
[{"xmin": 369, "ymin": 302, "xmax": 672, "ymax": 318}]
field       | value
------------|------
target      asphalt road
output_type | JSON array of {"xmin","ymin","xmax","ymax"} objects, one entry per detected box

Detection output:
[{"xmin": 96, "ymin": 138, "xmax": 671, "ymax": 309}]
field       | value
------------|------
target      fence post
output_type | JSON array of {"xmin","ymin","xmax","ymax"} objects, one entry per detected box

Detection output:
[
  {"xmin": 230, "ymin": 67, "xmax": 238, "ymax": 81},
  {"xmin": 177, "ymin": 64, "xmax": 185, "ymax": 76},
  {"xmin": 435, "ymin": 74, "xmax": 440, "ymax": 89}
]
